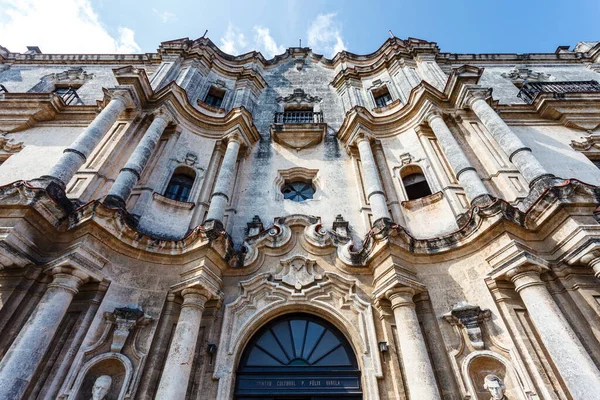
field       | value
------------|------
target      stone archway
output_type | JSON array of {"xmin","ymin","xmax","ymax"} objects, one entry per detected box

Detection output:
[
  {"xmin": 234, "ymin": 313, "xmax": 362, "ymax": 399},
  {"xmin": 213, "ymin": 269, "xmax": 383, "ymax": 399}
]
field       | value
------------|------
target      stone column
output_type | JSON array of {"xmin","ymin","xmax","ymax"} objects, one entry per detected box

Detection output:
[
  {"xmin": 356, "ymin": 135, "xmax": 392, "ymax": 222},
  {"xmin": 205, "ymin": 135, "xmax": 241, "ymax": 222},
  {"xmin": 155, "ymin": 288, "xmax": 210, "ymax": 400},
  {"xmin": 467, "ymin": 93, "xmax": 552, "ymax": 186},
  {"xmin": 46, "ymin": 91, "xmax": 132, "ymax": 186},
  {"xmin": 0, "ymin": 267, "xmax": 88, "ymax": 399},
  {"xmin": 507, "ymin": 266, "xmax": 600, "ymax": 399},
  {"xmin": 426, "ymin": 110, "xmax": 490, "ymax": 205},
  {"xmin": 105, "ymin": 109, "xmax": 172, "ymax": 207},
  {"xmin": 386, "ymin": 287, "xmax": 441, "ymax": 400}
]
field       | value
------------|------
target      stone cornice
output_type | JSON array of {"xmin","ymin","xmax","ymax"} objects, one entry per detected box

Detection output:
[
  {"xmin": 0, "ymin": 92, "xmax": 99, "ymax": 132},
  {"xmin": 150, "ymin": 82, "xmax": 260, "ymax": 145},
  {"xmin": 0, "ymin": 179, "xmax": 599, "ymax": 271},
  {"xmin": 2, "ymin": 37, "xmax": 597, "ymax": 71},
  {"xmin": 0, "ymin": 51, "xmax": 161, "ymax": 65}
]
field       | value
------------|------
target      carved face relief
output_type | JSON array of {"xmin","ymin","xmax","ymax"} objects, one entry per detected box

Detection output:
[
  {"xmin": 483, "ymin": 374, "xmax": 506, "ymax": 400},
  {"xmin": 91, "ymin": 375, "xmax": 112, "ymax": 400}
]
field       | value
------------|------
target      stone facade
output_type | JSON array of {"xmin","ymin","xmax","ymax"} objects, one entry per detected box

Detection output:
[{"xmin": 1, "ymin": 36, "xmax": 600, "ymax": 399}]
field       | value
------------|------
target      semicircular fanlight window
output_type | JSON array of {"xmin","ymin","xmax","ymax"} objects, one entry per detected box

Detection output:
[
  {"xmin": 281, "ymin": 181, "xmax": 315, "ymax": 202},
  {"xmin": 240, "ymin": 314, "xmax": 356, "ymax": 369}
]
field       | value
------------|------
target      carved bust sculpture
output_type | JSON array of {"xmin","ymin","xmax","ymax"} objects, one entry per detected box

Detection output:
[
  {"xmin": 483, "ymin": 374, "xmax": 507, "ymax": 400},
  {"xmin": 91, "ymin": 375, "xmax": 112, "ymax": 400}
]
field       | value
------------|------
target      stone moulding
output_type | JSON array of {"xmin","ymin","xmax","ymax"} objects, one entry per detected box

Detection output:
[
  {"xmin": 401, "ymin": 190, "xmax": 444, "ymax": 210},
  {"xmin": 213, "ymin": 271, "xmax": 383, "ymax": 399},
  {"xmin": 273, "ymin": 168, "xmax": 321, "ymax": 201},
  {"xmin": 270, "ymin": 122, "xmax": 327, "ymax": 150},
  {"xmin": 0, "ymin": 178, "xmax": 599, "ymax": 269}
]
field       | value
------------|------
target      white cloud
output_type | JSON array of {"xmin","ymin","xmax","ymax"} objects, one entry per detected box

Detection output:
[
  {"xmin": 152, "ymin": 8, "xmax": 177, "ymax": 24},
  {"xmin": 0, "ymin": 0, "xmax": 141, "ymax": 53},
  {"xmin": 307, "ymin": 13, "xmax": 347, "ymax": 58},
  {"xmin": 253, "ymin": 26, "xmax": 285, "ymax": 58},
  {"xmin": 219, "ymin": 23, "xmax": 247, "ymax": 55}
]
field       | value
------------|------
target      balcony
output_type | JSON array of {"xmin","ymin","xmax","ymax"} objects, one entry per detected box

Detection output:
[
  {"xmin": 54, "ymin": 86, "xmax": 84, "ymax": 105},
  {"xmin": 271, "ymin": 110, "xmax": 326, "ymax": 150},
  {"xmin": 517, "ymin": 80, "xmax": 600, "ymax": 104},
  {"xmin": 273, "ymin": 110, "xmax": 324, "ymax": 124}
]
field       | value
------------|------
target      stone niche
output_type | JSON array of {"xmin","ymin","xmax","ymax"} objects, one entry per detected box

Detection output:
[
  {"xmin": 75, "ymin": 355, "xmax": 127, "ymax": 400},
  {"xmin": 59, "ymin": 307, "xmax": 151, "ymax": 400}
]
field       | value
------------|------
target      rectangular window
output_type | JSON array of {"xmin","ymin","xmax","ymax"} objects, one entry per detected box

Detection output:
[
  {"xmin": 204, "ymin": 86, "xmax": 226, "ymax": 108},
  {"xmin": 372, "ymin": 86, "xmax": 392, "ymax": 108}
]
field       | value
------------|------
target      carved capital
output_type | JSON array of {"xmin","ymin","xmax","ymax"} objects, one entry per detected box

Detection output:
[
  {"xmin": 464, "ymin": 88, "xmax": 492, "ymax": 109},
  {"xmin": 425, "ymin": 107, "xmax": 444, "ymax": 124},
  {"xmin": 385, "ymin": 286, "xmax": 420, "ymax": 309},
  {"xmin": 152, "ymin": 106, "xmax": 175, "ymax": 124},
  {"xmin": 108, "ymin": 88, "xmax": 136, "ymax": 109},
  {"xmin": 47, "ymin": 266, "xmax": 90, "ymax": 295},
  {"xmin": 181, "ymin": 287, "xmax": 211, "ymax": 311}
]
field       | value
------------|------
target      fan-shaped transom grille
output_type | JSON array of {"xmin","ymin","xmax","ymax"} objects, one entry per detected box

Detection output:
[{"xmin": 239, "ymin": 314, "xmax": 357, "ymax": 370}]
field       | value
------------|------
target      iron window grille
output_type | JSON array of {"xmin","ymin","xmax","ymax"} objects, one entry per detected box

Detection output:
[
  {"xmin": 282, "ymin": 181, "xmax": 315, "ymax": 202},
  {"xmin": 273, "ymin": 111, "xmax": 324, "ymax": 124},
  {"xmin": 54, "ymin": 86, "xmax": 83, "ymax": 105},
  {"xmin": 517, "ymin": 80, "xmax": 600, "ymax": 104}
]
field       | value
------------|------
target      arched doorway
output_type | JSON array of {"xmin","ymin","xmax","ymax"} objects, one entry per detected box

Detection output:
[{"xmin": 234, "ymin": 313, "xmax": 362, "ymax": 400}]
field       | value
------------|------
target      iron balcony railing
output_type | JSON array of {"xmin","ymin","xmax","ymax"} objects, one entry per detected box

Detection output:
[
  {"xmin": 273, "ymin": 111, "xmax": 324, "ymax": 124},
  {"xmin": 517, "ymin": 80, "xmax": 600, "ymax": 104},
  {"xmin": 55, "ymin": 87, "xmax": 84, "ymax": 105}
]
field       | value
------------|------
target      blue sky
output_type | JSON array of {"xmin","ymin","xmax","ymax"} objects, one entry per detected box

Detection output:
[{"xmin": 1, "ymin": 0, "xmax": 599, "ymax": 57}]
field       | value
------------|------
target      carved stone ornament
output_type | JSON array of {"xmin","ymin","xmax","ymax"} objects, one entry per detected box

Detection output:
[
  {"xmin": 399, "ymin": 152, "xmax": 413, "ymax": 165},
  {"xmin": 58, "ymin": 306, "xmax": 152, "ymax": 400},
  {"xmin": 276, "ymin": 88, "xmax": 322, "ymax": 104},
  {"xmin": 109, "ymin": 306, "xmax": 148, "ymax": 353},
  {"xmin": 213, "ymin": 271, "xmax": 383, "ymax": 399},
  {"xmin": 443, "ymin": 301, "xmax": 491, "ymax": 350},
  {"xmin": 483, "ymin": 374, "xmax": 507, "ymax": 400},
  {"xmin": 91, "ymin": 375, "xmax": 112, "ymax": 400},
  {"xmin": 501, "ymin": 66, "xmax": 552, "ymax": 84},
  {"xmin": 0, "ymin": 134, "xmax": 25, "ymax": 154},
  {"xmin": 570, "ymin": 133, "xmax": 600, "ymax": 153},
  {"xmin": 273, "ymin": 255, "xmax": 324, "ymax": 290}
]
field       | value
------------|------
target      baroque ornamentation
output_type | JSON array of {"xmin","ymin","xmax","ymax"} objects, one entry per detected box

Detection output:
[
  {"xmin": 273, "ymin": 255, "xmax": 323, "ymax": 290},
  {"xmin": 276, "ymin": 88, "xmax": 322, "ymax": 104},
  {"xmin": 501, "ymin": 66, "xmax": 552, "ymax": 84},
  {"xmin": 214, "ymin": 271, "xmax": 383, "ymax": 399},
  {"xmin": 443, "ymin": 302, "xmax": 491, "ymax": 350}
]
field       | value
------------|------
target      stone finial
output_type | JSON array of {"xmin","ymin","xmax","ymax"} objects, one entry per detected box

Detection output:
[
  {"xmin": 332, "ymin": 214, "xmax": 349, "ymax": 237},
  {"xmin": 443, "ymin": 302, "xmax": 491, "ymax": 349},
  {"xmin": 483, "ymin": 374, "xmax": 507, "ymax": 400},
  {"xmin": 91, "ymin": 375, "xmax": 112, "ymax": 400},
  {"xmin": 108, "ymin": 306, "xmax": 150, "ymax": 353},
  {"xmin": 247, "ymin": 215, "xmax": 264, "ymax": 236}
]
